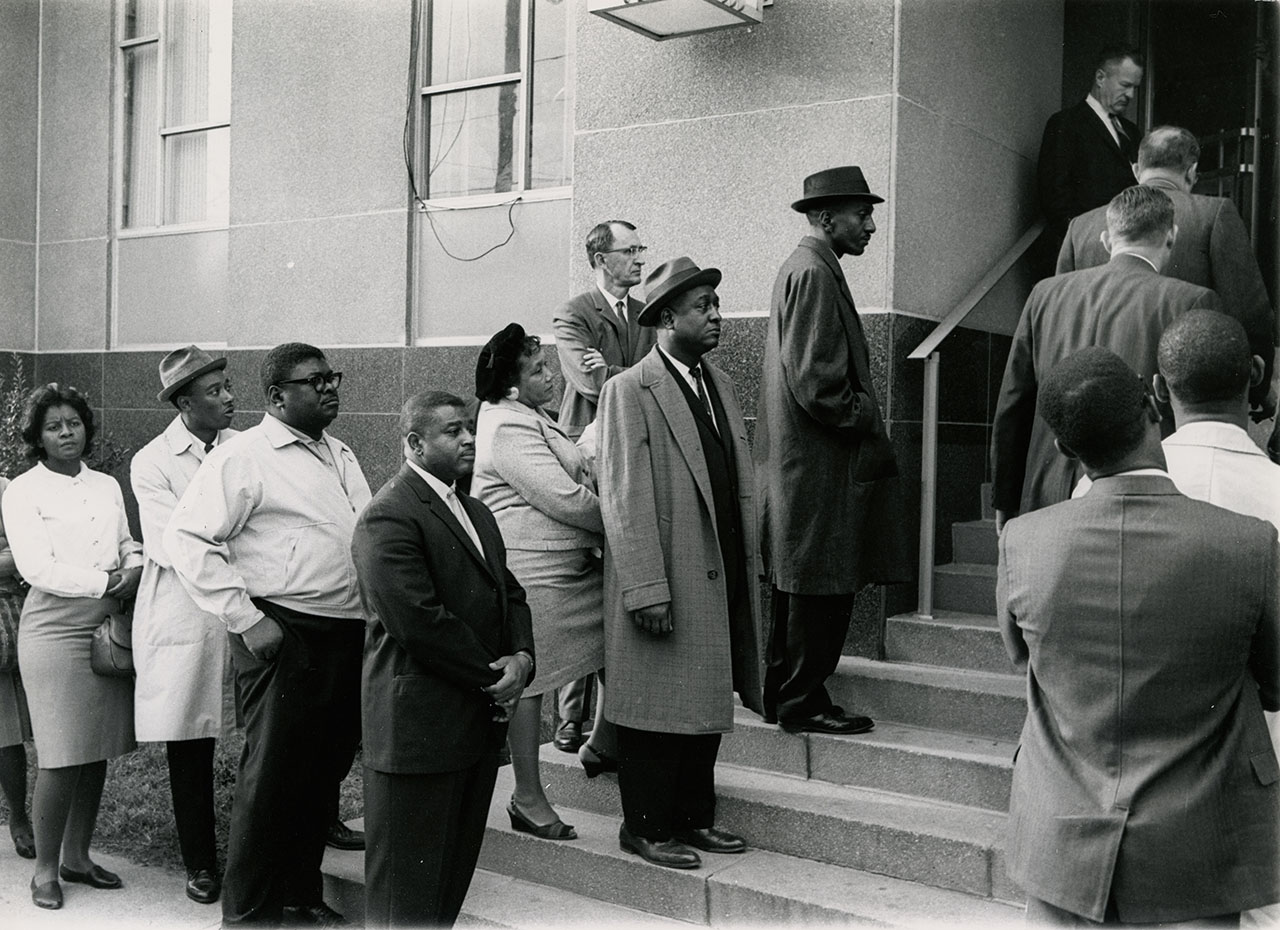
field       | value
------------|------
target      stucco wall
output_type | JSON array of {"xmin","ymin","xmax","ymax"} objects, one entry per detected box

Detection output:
[{"xmin": 0, "ymin": 0, "xmax": 38, "ymax": 353}]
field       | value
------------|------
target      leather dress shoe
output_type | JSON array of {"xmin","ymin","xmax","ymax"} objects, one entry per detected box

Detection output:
[
  {"xmin": 282, "ymin": 902, "xmax": 349, "ymax": 927},
  {"xmin": 185, "ymin": 868, "xmax": 221, "ymax": 904},
  {"xmin": 554, "ymin": 720, "xmax": 584, "ymax": 753},
  {"xmin": 578, "ymin": 742, "xmax": 619, "ymax": 778},
  {"xmin": 673, "ymin": 826, "xmax": 747, "ymax": 854},
  {"xmin": 31, "ymin": 877, "xmax": 63, "ymax": 909},
  {"xmin": 325, "ymin": 820, "xmax": 365, "ymax": 851},
  {"xmin": 780, "ymin": 710, "xmax": 874, "ymax": 735},
  {"xmin": 59, "ymin": 863, "xmax": 123, "ymax": 889},
  {"xmin": 10, "ymin": 821, "xmax": 35, "ymax": 859},
  {"xmin": 618, "ymin": 824, "xmax": 701, "ymax": 869}
]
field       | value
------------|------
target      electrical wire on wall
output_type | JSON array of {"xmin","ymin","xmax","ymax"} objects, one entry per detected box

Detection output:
[{"xmin": 403, "ymin": 1, "xmax": 522, "ymax": 263}]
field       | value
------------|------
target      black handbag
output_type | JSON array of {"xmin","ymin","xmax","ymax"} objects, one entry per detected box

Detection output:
[{"xmin": 90, "ymin": 607, "xmax": 134, "ymax": 677}]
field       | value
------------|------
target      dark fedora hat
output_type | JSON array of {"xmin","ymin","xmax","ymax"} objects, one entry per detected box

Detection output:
[
  {"xmin": 791, "ymin": 166, "xmax": 885, "ymax": 212},
  {"xmin": 157, "ymin": 345, "xmax": 227, "ymax": 402},
  {"xmin": 638, "ymin": 257, "xmax": 722, "ymax": 327}
]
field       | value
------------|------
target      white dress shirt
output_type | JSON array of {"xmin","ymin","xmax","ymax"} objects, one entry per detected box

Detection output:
[
  {"xmin": 657, "ymin": 345, "xmax": 718, "ymax": 431},
  {"xmin": 406, "ymin": 458, "xmax": 484, "ymax": 555},
  {"xmin": 1085, "ymin": 93, "xmax": 1124, "ymax": 149},
  {"xmin": 2, "ymin": 461, "xmax": 143, "ymax": 598},
  {"xmin": 597, "ymin": 283, "xmax": 630, "ymax": 324}
]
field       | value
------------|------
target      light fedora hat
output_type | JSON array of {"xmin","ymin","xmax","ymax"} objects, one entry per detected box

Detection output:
[
  {"xmin": 791, "ymin": 166, "xmax": 885, "ymax": 212},
  {"xmin": 157, "ymin": 345, "xmax": 227, "ymax": 403},
  {"xmin": 638, "ymin": 257, "xmax": 723, "ymax": 327}
]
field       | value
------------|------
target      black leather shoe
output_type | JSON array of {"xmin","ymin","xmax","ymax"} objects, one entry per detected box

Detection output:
[
  {"xmin": 554, "ymin": 720, "xmax": 584, "ymax": 753},
  {"xmin": 31, "ymin": 877, "xmax": 63, "ymax": 909},
  {"xmin": 325, "ymin": 820, "xmax": 365, "ymax": 851},
  {"xmin": 282, "ymin": 903, "xmax": 350, "ymax": 927},
  {"xmin": 508, "ymin": 799, "xmax": 578, "ymax": 840},
  {"xmin": 185, "ymin": 868, "xmax": 221, "ymax": 904},
  {"xmin": 780, "ymin": 710, "xmax": 875, "ymax": 735},
  {"xmin": 578, "ymin": 742, "xmax": 619, "ymax": 778},
  {"xmin": 673, "ymin": 826, "xmax": 747, "ymax": 854},
  {"xmin": 618, "ymin": 824, "xmax": 701, "ymax": 869},
  {"xmin": 59, "ymin": 863, "xmax": 123, "ymax": 889}
]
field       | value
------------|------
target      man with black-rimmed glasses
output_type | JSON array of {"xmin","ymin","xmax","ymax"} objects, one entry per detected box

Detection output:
[{"xmin": 167, "ymin": 342, "xmax": 372, "ymax": 927}]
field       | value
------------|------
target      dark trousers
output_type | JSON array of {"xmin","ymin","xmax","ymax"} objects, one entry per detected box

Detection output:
[
  {"xmin": 221, "ymin": 607, "xmax": 363, "ymax": 927},
  {"xmin": 763, "ymin": 587, "xmax": 856, "ymax": 723},
  {"xmin": 615, "ymin": 725, "xmax": 721, "ymax": 841},
  {"xmin": 363, "ymin": 757, "xmax": 500, "ymax": 928},
  {"xmin": 166, "ymin": 737, "xmax": 217, "ymax": 874},
  {"xmin": 556, "ymin": 674, "xmax": 594, "ymax": 724},
  {"xmin": 1024, "ymin": 895, "xmax": 1239, "ymax": 927}
]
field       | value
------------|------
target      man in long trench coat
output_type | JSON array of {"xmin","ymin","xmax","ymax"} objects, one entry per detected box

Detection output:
[
  {"xmin": 597, "ymin": 256, "xmax": 764, "ymax": 871},
  {"xmin": 755, "ymin": 166, "xmax": 911, "ymax": 736}
]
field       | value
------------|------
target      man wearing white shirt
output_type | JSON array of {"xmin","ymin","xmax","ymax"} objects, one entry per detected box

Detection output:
[
  {"xmin": 993, "ymin": 185, "xmax": 1222, "ymax": 526},
  {"xmin": 130, "ymin": 346, "xmax": 238, "ymax": 906},
  {"xmin": 166, "ymin": 342, "xmax": 372, "ymax": 927}
]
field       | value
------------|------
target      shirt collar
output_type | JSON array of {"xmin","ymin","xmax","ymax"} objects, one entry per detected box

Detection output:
[
  {"xmin": 1084, "ymin": 92, "xmax": 1113, "ymax": 125},
  {"xmin": 1166, "ymin": 420, "xmax": 1269, "ymax": 457},
  {"xmin": 597, "ymin": 283, "xmax": 629, "ymax": 311},
  {"xmin": 262, "ymin": 413, "xmax": 327, "ymax": 450},
  {"xmin": 1106, "ymin": 467, "xmax": 1170, "ymax": 479},
  {"xmin": 656, "ymin": 344, "xmax": 702, "ymax": 380},
  {"xmin": 1110, "ymin": 250, "xmax": 1159, "ymax": 272},
  {"xmin": 404, "ymin": 458, "xmax": 456, "ymax": 503}
]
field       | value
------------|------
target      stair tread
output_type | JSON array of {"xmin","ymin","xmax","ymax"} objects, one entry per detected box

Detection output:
[
  {"xmin": 731, "ymin": 706, "xmax": 1016, "ymax": 767},
  {"xmin": 888, "ymin": 609, "xmax": 1000, "ymax": 630},
  {"xmin": 935, "ymin": 561, "xmax": 998, "ymax": 577},
  {"xmin": 462, "ymin": 869, "xmax": 698, "ymax": 927},
  {"xmin": 838, "ymin": 655, "xmax": 1024, "ymax": 695},
  {"xmin": 954, "ymin": 518, "xmax": 997, "ymax": 530}
]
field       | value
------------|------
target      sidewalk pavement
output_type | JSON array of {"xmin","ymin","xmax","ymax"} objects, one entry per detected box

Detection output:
[{"xmin": 0, "ymin": 842, "xmax": 220, "ymax": 930}]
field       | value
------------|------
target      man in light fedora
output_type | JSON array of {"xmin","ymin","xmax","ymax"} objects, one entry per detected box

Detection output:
[
  {"xmin": 596, "ymin": 257, "xmax": 764, "ymax": 870},
  {"xmin": 755, "ymin": 167, "xmax": 910, "ymax": 735},
  {"xmin": 130, "ymin": 345, "xmax": 238, "ymax": 905}
]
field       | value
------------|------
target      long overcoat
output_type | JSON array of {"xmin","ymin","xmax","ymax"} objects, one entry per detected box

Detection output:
[
  {"xmin": 755, "ymin": 236, "xmax": 910, "ymax": 596},
  {"xmin": 130, "ymin": 415, "xmax": 237, "ymax": 741},
  {"xmin": 597, "ymin": 348, "xmax": 763, "ymax": 734}
]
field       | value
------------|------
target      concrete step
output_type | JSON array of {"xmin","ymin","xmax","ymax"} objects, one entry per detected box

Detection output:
[
  {"xmin": 719, "ymin": 706, "xmax": 1014, "ymax": 811},
  {"xmin": 885, "ymin": 611, "xmax": 1015, "ymax": 675},
  {"xmin": 934, "ymin": 562, "xmax": 997, "ymax": 615},
  {"xmin": 828, "ymin": 656, "xmax": 1026, "ymax": 742},
  {"xmin": 481, "ymin": 771, "xmax": 1023, "ymax": 926},
  {"xmin": 534, "ymin": 747, "xmax": 1018, "ymax": 901},
  {"xmin": 952, "ymin": 518, "xmax": 998, "ymax": 565}
]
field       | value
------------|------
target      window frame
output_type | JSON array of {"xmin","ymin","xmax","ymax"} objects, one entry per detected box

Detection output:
[
  {"xmin": 113, "ymin": 0, "xmax": 232, "ymax": 237},
  {"xmin": 415, "ymin": 0, "xmax": 573, "ymax": 209}
]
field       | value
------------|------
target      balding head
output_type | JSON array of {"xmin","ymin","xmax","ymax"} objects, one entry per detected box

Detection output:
[{"xmin": 1138, "ymin": 126, "xmax": 1200, "ymax": 191}]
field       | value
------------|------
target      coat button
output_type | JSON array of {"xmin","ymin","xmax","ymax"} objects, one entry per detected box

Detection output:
[{"xmin": 707, "ymin": 570, "xmax": 719, "ymax": 580}]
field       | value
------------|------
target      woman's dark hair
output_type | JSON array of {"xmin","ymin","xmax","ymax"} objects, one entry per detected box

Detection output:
[
  {"xmin": 20, "ymin": 383, "xmax": 96, "ymax": 462},
  {"xmin": 475, "ymin": 323, "xmax": 542, "ymax": 403}
]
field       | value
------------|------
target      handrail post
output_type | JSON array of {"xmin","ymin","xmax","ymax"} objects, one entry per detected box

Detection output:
[{"xmin": 917, "ymin": 351, "xmax": 939, "ymax": 620}]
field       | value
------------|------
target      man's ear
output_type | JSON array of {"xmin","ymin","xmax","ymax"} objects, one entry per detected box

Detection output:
[
  {"xmin": 1053, "ymin": 437, "xmax": 1079, "ymax": 461},
  {"xmin": 1152, "ymin": 373, "xmax": 1171, "ymax": 405},
  {"xmin": 1100, "ymin": 230, "xmax": 1113, "ymax": 254},
  {"xmin": 1184, "ymin": 164, "xmax": 1198, "ymax": 189},
  {"xmin": 1142, "ymin": 392, "xmax": 1162, "ymax": 423},
  {"xmin": 265, "ymin": 384, "xmax": 284, "ymax": 410},
  {"xmin": 1165, "ymin": 224, "xmax": 1178, "ymax": 250},
  {"xmin": 1250, "ymin": 355, "xmax": 1266, "ymax": 387}
]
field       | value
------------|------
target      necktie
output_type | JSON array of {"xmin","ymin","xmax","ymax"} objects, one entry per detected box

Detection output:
[
  {"xmin": 691, "ymin": 365, "xmax": 716, "ymax": 430},
  {"xmin": 614, "ymin": 300, "xmax": 631, "ymax": 358},
  {"xmin": 447, "ymin": 488, "xmax": 484, "ymax": 555},
  {"xmin": 203, "ymin": 441, "xmax": 213, "ymax": 454},
  {"xmin": 1109, "ymin": 114, "xmax": 1128, "ymax": 144},
  {"xmin": 615, "ymin": 300, "xmax": 627, "ymax": 325}
]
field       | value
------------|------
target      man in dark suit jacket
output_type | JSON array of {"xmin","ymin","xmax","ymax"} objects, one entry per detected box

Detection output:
[
  {"xmin": 992, "ymin": 185, "xmax": 1221, "ymax": 526},
  {"xmin": 1038, "ymin": 46, "xmax": 1142, "ymax": 241},
  {"xmin": 1056, "ymin": 125, "xmax": 1277, "ymax": 417},
  {"xmin": 352, "ymin": 391, "xmax": 535, "ymax": 928},
  {"xmin": 998, "ymin": 348, "xmax": 1279, "ymax": 925},
  {"xmin": 755, "ymin": 167, "xmax": 910, "ymax": 736}
]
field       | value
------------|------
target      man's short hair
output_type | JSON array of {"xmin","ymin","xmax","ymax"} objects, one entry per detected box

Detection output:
[
  {"xmin": 1039, "ymin": 348, "xmax": 1149, "ymax": 469},
  {"xmin": 1105, "ymin": 185, "xmax": 1174, "ymax": 244},
  {"xmin": 261, "ymin": 343, "xmax": 325, "ymax": 397},
  {"xmin": 1158, "ymin": 309, "xmax": 1253, "ymax": 405},
  {"xmin": 584, "ymin": 220, "xmax": 635, "ymax": 267},
  {"xmin": 1095, "ymin": 44, "xmax": 1144, "ymax": 73},
  {"xmin": 401, "ymin": 390, "xmax": 466, "ymax": 437},
  {"xmin": 1138, "ymin": 125, "xmax": 1200, "ymax": 174}
]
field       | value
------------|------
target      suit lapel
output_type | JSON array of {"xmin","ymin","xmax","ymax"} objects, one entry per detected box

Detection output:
[
  {"xmin": 593, "ymin": 291, "xmax": 628, "ymax": 356},
  {"xmin": 643, "ymin": 352, "xmax": 716, "ymax": 517},
  {"xmin": 402, "ymin": 464, "xmax": 497, "ymax": 581},
  {"xmin": 1077, "ymin": 100, "xmax": 1128, "ymax": 161},
  {"xmin": 802, "ymin": 238, "xmax": 871, "ymax": 373}
]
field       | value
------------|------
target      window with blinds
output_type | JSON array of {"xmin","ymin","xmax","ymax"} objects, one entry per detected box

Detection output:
[{"xmin": 117, "ymin": 0, "xmax": 231, "ymax": 230}]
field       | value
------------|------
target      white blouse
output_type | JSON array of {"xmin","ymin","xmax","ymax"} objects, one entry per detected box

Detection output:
[{"xmin": 1, "ymin": 461, "xmax": 143, "ymax": 598}]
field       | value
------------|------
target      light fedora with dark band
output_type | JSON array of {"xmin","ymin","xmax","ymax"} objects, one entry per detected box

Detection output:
[
  {"xmin": 638, "ymin": 257, "xmax": 723, "ymax": 327},
  {"xmin": 157, "ymin": 345, "xmax": 227, "ymax": 403},
  {"xmin": 791, "ymin": 166, "xmax": 885, "ymax": 212}
]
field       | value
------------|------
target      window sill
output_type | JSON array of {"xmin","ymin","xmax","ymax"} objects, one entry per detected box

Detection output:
[{"xmin": 416, "ymin": 186, "xmax": 571, "ymax": 212}]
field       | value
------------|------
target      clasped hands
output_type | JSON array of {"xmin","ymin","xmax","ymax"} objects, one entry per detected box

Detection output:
[
  {"xmin": 484, "ymin": 652, "xmax": 533, "ymax": 722},
  {"xmin": 104, "ymin": 566, "xmax": 142, "ymax": 600}
]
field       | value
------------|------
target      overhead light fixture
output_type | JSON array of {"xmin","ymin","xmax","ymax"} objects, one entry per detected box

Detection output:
[{"xmin": 588, "ymin": 0, "xmax": 763, "ymax": 41}]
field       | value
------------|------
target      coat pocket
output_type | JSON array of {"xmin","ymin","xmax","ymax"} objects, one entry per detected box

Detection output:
[{"xmin": 1251, "ymin": 749, "xmax": 1280, "ymax": 786}]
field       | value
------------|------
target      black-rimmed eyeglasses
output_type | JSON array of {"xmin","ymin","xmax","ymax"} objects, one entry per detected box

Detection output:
[
  {"xmin": 598, "ymin": 246, "xmax": 647, "ymax": 257},
  {"xmin": 275, "ymin": 372, "xmax": 343, "ymax": 392}
]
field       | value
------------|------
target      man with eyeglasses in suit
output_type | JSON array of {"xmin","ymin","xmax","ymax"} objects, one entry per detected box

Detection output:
[{"xmin": 166, "ymin": 342, "xmax": 372, "ymax": 927}]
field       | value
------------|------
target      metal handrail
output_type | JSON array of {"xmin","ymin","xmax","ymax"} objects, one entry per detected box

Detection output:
[{"xmin": 907, "ymin": 219, "xmax": 1045, "ymax": 619}]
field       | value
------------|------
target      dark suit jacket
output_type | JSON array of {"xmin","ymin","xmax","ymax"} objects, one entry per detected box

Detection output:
[
  {"xmin": 1056, "ymin": 177, "xmax": 1277, "ymax": 403},
  {"xmin": 352, "ymin": 462, "xmax": 534, "ymax": 775},
  {"xmin": 753, "ymin": 236, "xmax": 910, "ymax": 595},
  {"xmin": 991, "ymin": 254, "xmax": 1221, "ymax": 514},
  {"xmin": 998, "ymin": 475, "xmax": 1280, "ymax": 922},
  {"xmin": 1038, "ymin": 99, "xmax": 1139, "ymax": 238},
  {"xmin": 553, "ymin": 288, "xmax": 656, "ymax": 438}
]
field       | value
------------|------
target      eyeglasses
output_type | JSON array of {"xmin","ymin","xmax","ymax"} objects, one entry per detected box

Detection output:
[
  {"xmin": 275, "ymin": 371, "xmax": 343, "ymax": 392},
  {"xmin": 598, "ymin": 245, "xmax": 647, "ymax": 257}
]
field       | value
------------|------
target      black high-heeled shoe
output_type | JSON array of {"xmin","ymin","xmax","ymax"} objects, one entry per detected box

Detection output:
[
  {"xmin": 506, "ymin": 800, "xmax": 577, "ymax": 840},
  {"xmin": 578, "ymin": 742, "xmax": 618, "ymax": 778}
]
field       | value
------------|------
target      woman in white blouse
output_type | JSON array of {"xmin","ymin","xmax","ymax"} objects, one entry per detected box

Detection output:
[{"xmin": 2, "ymin": 384, "xmax": 143, "ymax": 910}]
